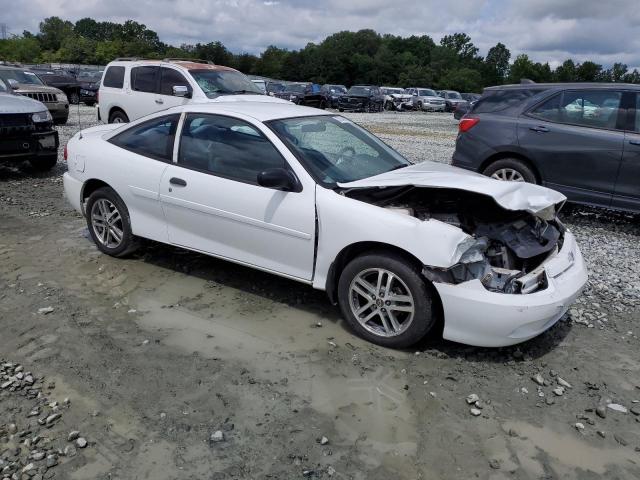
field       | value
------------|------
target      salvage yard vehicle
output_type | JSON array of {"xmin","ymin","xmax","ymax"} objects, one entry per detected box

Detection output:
[
  {"xmin": 381, "ymin": 87, "xmax": 412, "ymax": 111},
  {"xmin": 405, "ymin": 88, "xmax": 446, "ymax": 112},
  {"xmin": 32, "ymin": 68, "xmax": 81, "ymax": 105},
  {"xmin": 273, "ymin": 83, "xmax": 308, "ymax": 104},
  {"xmin": 453, "ymin": 82, "xmax": 640, "ymax": 213},
  {"xmin": 0, "ymin": 66, "xmax": 69, "ymax": 125},
  {"xmin": 98, "ymin": 58, "xmax": 289, "ymax": 124},
  {"xmin": 439, "ymin": 90, "xmax": 467, "ymax": 112},
  {"xmin": 338, "ymin": 85, "xmax": 384, "ymax": 112},
  {"xmin": 63, "ymin": 102, "xmax": 587, "ymax": 348},
  {"xmin": 321, "ymin": 84, "xmax": 347, "ymax": 108},
  {"xmin": 0, "ymin": 78, "xmax": 59, "ymax": 171},
  {"xmin": 77, "ymin": 70, "xmax": 103, "ymax": 106}
]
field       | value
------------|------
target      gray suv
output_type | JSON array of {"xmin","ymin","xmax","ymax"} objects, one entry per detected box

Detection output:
[{"xmin": 452, "ymin": 83, "xmax": 640, "ymax": 213}]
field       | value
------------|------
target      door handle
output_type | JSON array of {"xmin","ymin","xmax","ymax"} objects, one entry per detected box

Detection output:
[
  {"xmin": 169, "ymin": 177, "xmax": 187, "ymax": 187},
  {"xmin": 629, "ymin": 140, "xmax": 640, "ymax": 146},
  {"xmin": 155, "ymin": 98, "xmax": 164, "ymax": 104},
  {"xmin": 529, "ymin": 126, "xmax": 549, "ymax": 133}
]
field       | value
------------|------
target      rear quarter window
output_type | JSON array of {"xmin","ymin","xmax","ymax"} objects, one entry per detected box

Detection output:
[
  {"xmin": 474, "ymin": 89, "xmax": 545, "ymax": 114},
  {"xmin": 103, "ymin": 66, "xmax": 125, "ymax": 89}
]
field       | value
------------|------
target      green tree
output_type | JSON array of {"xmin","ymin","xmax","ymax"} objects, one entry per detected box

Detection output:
[
  {"xmin": 439, "ymin": 67, "xmax": 482, "ymax": 92},
  {"xmin": 440, "ymin": 33, "xmax": 479, "ymax": 63},
  {"xmin": 38, "ymin": 17, "xmax": 74, "ymax": 51},
  {"xmin": 484, "ymin": 42, "xmax": 510, "ymax": 86},
  {"xmin": 576, "ymin": 61, "xmax": 602, "ymax": 81}
]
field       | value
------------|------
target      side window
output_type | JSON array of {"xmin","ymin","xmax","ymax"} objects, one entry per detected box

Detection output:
[
  {"xmin": 109, "ymin": 114, "xmax": 179, "ymax": 161},
  {"xmin": 474, "ymin": 89, "xmax": 541, "ymax": 113},
  {"xmin": 530, "ymin": 90, "xmax": 623, "ymax": 129},
  {"xmin": 178, "ymin": 114, "xmax": 285, "ymax": 184},
  {"xmin": 103, "ymin": 66, "xmax": 125, "ymax": 88},
  {"xmin": 160, "ymin": 68, "xmax": 191, "ymax": 96},
  {"xmin": 131, "ymin": 66, "xmax": 159, "ymax": 93}
]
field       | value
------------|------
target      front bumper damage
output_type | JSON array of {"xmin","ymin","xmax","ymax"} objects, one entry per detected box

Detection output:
[{"xmin": 431, "ymin": 231, "xmax": 587, "ymax": 347}]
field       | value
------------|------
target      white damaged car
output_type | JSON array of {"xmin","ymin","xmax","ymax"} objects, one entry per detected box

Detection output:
[{"xmin": 63, "ymin": 102, "xmax": 587, "ymax": 348}]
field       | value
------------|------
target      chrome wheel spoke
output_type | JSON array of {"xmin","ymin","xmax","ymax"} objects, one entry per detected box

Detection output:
[
  {"xmin": 354, "ymin": 277, "xmax": 376, "ymax": 296},
  {"xmin": 91, "ymin": 198, "xmax": 124, "ymax": 248},
  {"xmin": 387, "ymin": 310, "xmax": 401, "ymax": 332},
  {"xmin": 378, "ymin": 310, "xmax": 392, "ymax": 334}
]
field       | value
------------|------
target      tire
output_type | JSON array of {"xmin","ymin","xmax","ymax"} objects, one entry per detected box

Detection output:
[
  {"xmin": 85, "ymin": 187, "xmax": 139, "ymax": 257},
  {"xmin": 384, "ymin": 101, "xmax": 393, "ymax": 111},
  {"xmin": 108, "ymin": 110, "xmax": 129, "ymax": 124},
  {"xmin": 54, "ymin": 118, "xmax": 67, "ymax": 125},
  {"xmin": 84, "ymin": 101, "xmax": 96, "ymax": 107},
  {"xmin": 483, "ymin": 158, "xmax": 537, "ymax": 184},
  {"xmin": 416, "ymin": 101, "xmax": 423, "ymax": 111},
  {"xmin": 338, "ymin": 108, "xmax": 344, "ymax": 112},
  {"xmin": 68, "ymin": 91, "xmax": 80, "ymax": 105},
  {"xmin": 337, "ymin": 252, "xmax": 437, "ymax": 349},
  {"xmin": 29, "ymin": 154, "xmax": 57, "ymax": 172},
  {"xmin": 319, "ymin": 100, "xmax": 327, "ymax": 110}
]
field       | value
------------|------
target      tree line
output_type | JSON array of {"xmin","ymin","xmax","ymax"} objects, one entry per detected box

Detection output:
[{"xmin": 1, "ymin": 16, "xmax": 639, "ymax": 91}]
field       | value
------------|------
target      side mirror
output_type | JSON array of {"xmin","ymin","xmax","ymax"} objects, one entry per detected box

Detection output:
[
  {"xmin": 8, "ymin": 79, "xmax": 19, "ymax": 90},
  {"xmin": 257, "ymin": 168, "xmax": 300, "ymax": 192},
  {"xmin": 172, "ymin": 85, "xmax": 190, "ymax": 98}
]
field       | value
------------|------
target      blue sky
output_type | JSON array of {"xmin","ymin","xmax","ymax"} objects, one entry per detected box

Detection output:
[{"xmin": 3, "ymin": 0, "xmax": 639, "ymax": 70}]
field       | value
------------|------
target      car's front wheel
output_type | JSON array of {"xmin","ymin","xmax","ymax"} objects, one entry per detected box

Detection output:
[
  {"xmin": 338, "ymin": 252, "xmax": 437, "ymax": 348},
  {"xmin": 86, "ymin": 187, "xmax": 138, "ymax": 257},
  {"xmin": 483, "ymin": 158, "xmax": 537, "ymax": 183}
]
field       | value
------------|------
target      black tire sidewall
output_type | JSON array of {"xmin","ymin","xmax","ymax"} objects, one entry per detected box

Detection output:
[
  {"xmin": 85, "ymin": 187, "xmax": 136, "ymax": 257},
  {"xmin": 484, "ymin": 158, "xmax": 537, "ymax": 184},
  {"xmin": 29, "ymin": 155, "xmax": 57, "ymax": 171},
  {"xmin": 108, "ymin": 111, "xmax": 129, "ymax": 124},
  {"xmin": 337, "ymin": 253, "xmax": 436, "ymax": 349}
]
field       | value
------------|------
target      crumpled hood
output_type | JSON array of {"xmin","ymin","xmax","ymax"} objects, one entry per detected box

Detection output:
[
  {"xmin": 338, "ymin": 161, "xmax": 566, "ymax": 215},
  {"xmin": 0, "ymin": 92, "xmax": 48, "ymax": 113}
]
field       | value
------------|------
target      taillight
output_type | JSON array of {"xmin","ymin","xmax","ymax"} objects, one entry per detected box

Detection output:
[
  {"xmin": 459, "ymin": 117, "xmax": 479, "ymax": 133},
  {"xmin": 63, "ymin": 144, "xmax": 68, "ymax": 161}
]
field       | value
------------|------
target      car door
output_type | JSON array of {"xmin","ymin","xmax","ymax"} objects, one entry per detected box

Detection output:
[
  {"xmin": 159, "ymin": 113, "xmax": 317, "ymax": 280},
  {"xmin": 613, "ymin": 92, "xmax": 640, "ymax": 211},
  {"xmin": 517, "ymin": 89, "xmax": 626, "ymax": 207},
  {"xmin": 128, "ymin": 65, "xmax": 160, "ymax": 121},
  {"xmin": 158, "ymin": 66, "xmax": 192, "ymax": 110},
  {"xmin": 105, "ymin": 113, "xmax": 180, "ymax": 242}
]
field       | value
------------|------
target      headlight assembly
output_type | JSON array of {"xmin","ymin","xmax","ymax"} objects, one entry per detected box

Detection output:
[
  {"xmin": 32, "ymin": 110, "xmax": 52, "ymax": 123},
  {"xmin": 56, "ymin": 93, "xmax": 68, "ymax": 102}
]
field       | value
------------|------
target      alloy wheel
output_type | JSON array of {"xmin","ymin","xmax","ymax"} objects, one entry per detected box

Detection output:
[
  {"xmin": 348, "ymin": 268, "xmax": 415, "ymax": 338},
  {"xmin": 91, "ymin": 198, "xmax": 124, "ymax": 248},
  {"xmin": 491, "ymin": 168, "xmax": 525, "ymax": 182}
]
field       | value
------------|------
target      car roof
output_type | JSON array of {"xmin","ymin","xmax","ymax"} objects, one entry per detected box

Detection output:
[
  {"xmin": 165, "ymin": 101, "xmax": 334, "ymax": 122},
  {"xmin": 107, "ymin": 59, "xmax": 237, "ymax": 72},
  {"xmin": 484, "ymin": 82, "xmax": 640, "ymax": 91}
]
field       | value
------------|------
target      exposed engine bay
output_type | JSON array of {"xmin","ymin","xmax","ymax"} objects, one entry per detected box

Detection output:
[{"xmin": 343, "ymin": 186, "xmax": 565, "ymax": 294}]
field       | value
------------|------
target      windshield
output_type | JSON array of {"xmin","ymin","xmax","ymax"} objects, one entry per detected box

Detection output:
[
  {"xmin": 189, "ymin": 69, "xmax": 263, "ymax": 97},
  {"xmin": 0, "ymin": 78, "xmax": 7, "ymax": 93},
  {"xmin": 268, "ymin": 115, "xmax": 410, "ymax": 186},
  {"xmin": 384, "ymin": 88, "xmax": 404, "ymax": 95},
  {"xmin": 286, "ymin": 84, "xmax": 306, "ymax": 94},
  {"xmin": 78, "ymin": 71, "xmax": 103, "ymax": 81},
  {"xmin": 447, "ymin": 91, "xmax": 462, "ymax": 99},
  {"xmin": 347, "ymin": 86, "xmax": 372, "ymax": 96},
  {"xmin": 329, "ymin": 85, "xmax": 347, "ymax": 94},
  {"xmin": 418, "ymin": 89, "xmax": 437, "ymax": 97},
  {"xmin": 0, "ymin": 69, "xmax": 44, "ymax": 86}
]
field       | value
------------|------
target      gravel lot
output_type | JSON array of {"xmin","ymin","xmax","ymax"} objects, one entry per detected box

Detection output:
[{"xmin": 1, "ymin": 105, "xmax": 639, "ymax": 479}]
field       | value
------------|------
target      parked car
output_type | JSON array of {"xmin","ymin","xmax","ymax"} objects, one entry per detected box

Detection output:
[
  {"xmin": 266, "ymin": 82, "xmax": 286, "ymax": 97},
  {"xmin": 320, "ymin": 84, "xmax": 347, "ymax": 108},
  {"xmin": 381, "ymin": 87, "xmax": 412, "ymax": 111},
  {"xmin": 251, "ymin": 79, "xmax": 267, "ymax": 93},
  {"xmin": 63, "ymin": 102, "xmax": 586, "ymax": 348},
  {"xmin": 76, "ymin": 70, "xmax": 103, "ymax": 106},
  {"xmin": 0, "ymin": 66, "xmax": 69, "ymax": 125},
  {"xmin": 439, "ymin": 90, "xmax": 467, "ymax": 112},
  {"xmin": 98, "ymin": 58, "xmax": 289, "ymax": 123},
  {"xmin": 32, "ymin": 69, "xmax": 81, "ymax": 105},
  {"xmin": 461, "ymin": 93, "xmax": 481, "ymax": 103},
  {"xmin": 452, "ymin": 82, "xmax": 640, "ymax": 212},
  {"xmin": 406, "ymin": 88, "xmax": 446, "ymax": 112},
  {"xmin": 338, "ymin": 85, "xmax": 384, "ymax": 112},
  {"xmin": 0, "ymin": 77, "xmax": 59, "ymax": 171},
  {"xmin": 273, "ymin": 83, "xmax": 308, "ymax": 104}
]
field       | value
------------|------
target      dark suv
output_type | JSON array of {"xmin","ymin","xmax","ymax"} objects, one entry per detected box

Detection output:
[{"xmin": 452, "ymin": 83, "xmax": 640, "ymax": 213}]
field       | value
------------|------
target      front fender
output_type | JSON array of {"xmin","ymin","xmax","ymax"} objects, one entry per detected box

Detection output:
[{"xmin": 313, "ymin": 187, "xmax": 471, "ymax": 290}]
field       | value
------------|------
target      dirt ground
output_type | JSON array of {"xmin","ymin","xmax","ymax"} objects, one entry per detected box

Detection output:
[{"xmin": 1, "ymin": 109, "xmax": 640, "ymax": 480}]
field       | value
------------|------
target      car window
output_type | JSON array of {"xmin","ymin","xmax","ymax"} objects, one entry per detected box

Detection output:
[
  {"xmin": 474, "ymin": 89, "xmax": 542, "ymax": 113},
  {"xmin": 131, "ymin": 66, "xmax": 159, "ymax": 93},
  {"xmin": 103, "ymin": 66, "xmax": 125, "ymax": 88},
  {"xmin": 178, "ymin": 114, "xmax": 285, "ymax": 184},
  {"xmin": 530, "ymin": 90, "xmax": 623, "ymax": 129},
  {"xmin": 109, "ymin": 114, "xmax": 179, "ymax": 161},
  {"xmin": 159, "ymin": 68, "xmax": 191, "ymax": 96},
  {"xmin": 268, "ymin": 115, "xmax": 409, "ymax": 185}
]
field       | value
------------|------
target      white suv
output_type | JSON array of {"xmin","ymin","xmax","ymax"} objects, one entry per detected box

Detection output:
[{"xmin": 98, "ymin": 58, "xmax": 289, "ymax": 123}]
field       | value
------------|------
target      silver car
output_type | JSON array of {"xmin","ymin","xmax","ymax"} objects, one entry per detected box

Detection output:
[{"xmin": 406, "ymin": 87, "xmax": 446, "ymax": 112}]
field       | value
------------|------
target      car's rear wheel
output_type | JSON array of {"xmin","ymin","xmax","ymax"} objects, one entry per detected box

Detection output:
[
  {"xmin": 86, "ymin": 187, "xmax": 138, "ymax": 257},
  {"xmin": 29, "ymin": 154, "xmax": 57, "ymax": 172},
  {"xmin": 483, "ymin": 158, "xmax": 537, "ymax": 184},
  {"xmin": 337, "ymin": 252, "xmax": 437, "ymax": 348},
  {"xmin": 108, "ymin": 110, "xmax": 129, "ymax": 124}
]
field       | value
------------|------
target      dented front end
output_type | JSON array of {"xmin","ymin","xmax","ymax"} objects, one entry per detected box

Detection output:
[{"xmin": 344, "ymin": 185, "xmax": 566, "ymax": 295}]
